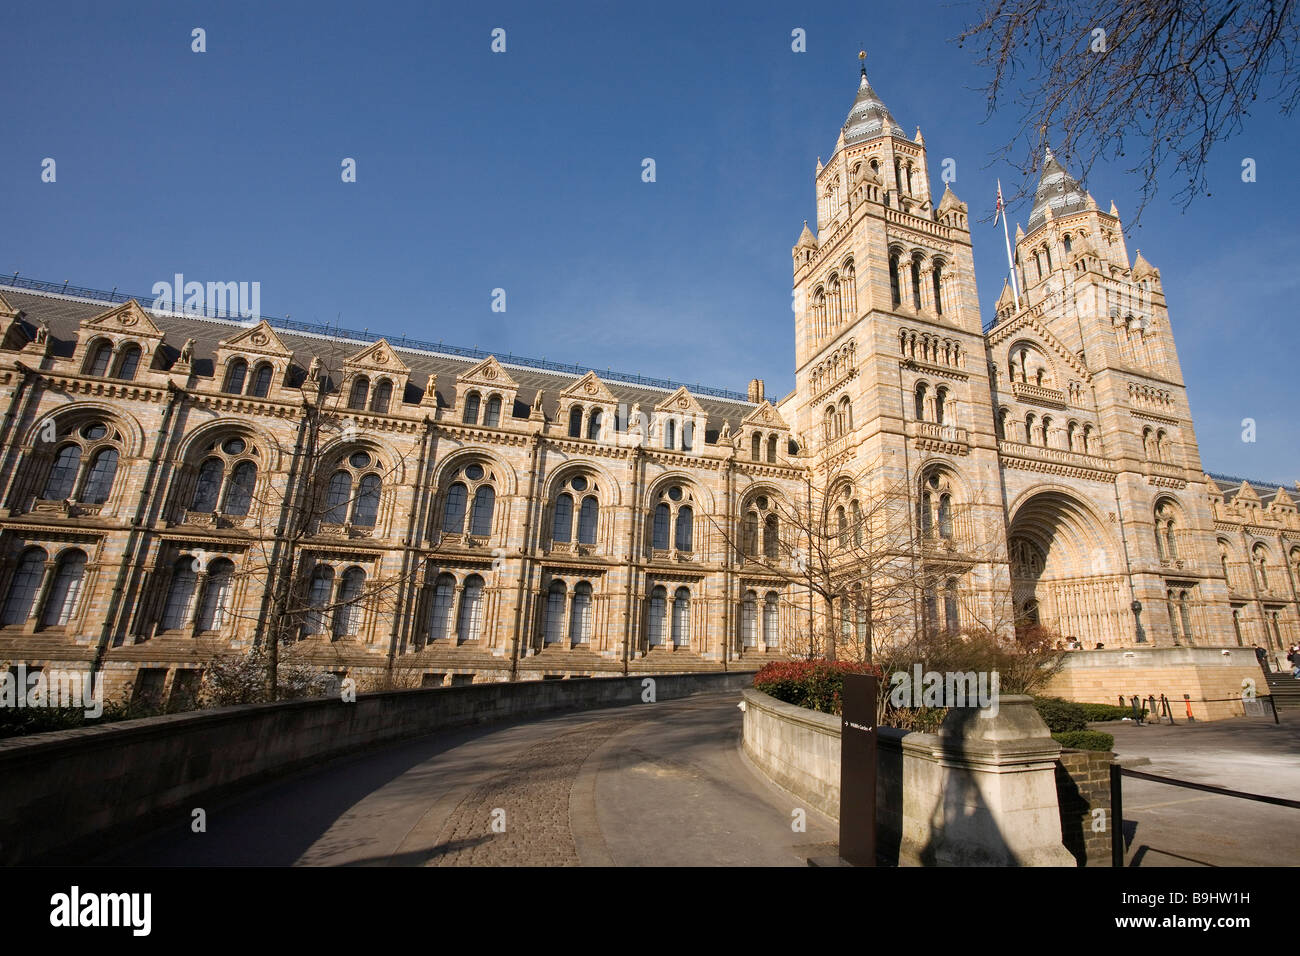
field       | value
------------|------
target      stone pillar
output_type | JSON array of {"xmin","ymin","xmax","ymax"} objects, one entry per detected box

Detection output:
[{"xmin": 879, "ymin": 695, "xmax": 1077, "ymax": 866}]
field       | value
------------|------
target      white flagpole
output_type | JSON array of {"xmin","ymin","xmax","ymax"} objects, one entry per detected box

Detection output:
[{"xmin": 996, "ymin": 179, "xmax": 1020, "ymax": 301}]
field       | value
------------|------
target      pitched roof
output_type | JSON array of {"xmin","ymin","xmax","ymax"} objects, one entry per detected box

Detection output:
[{"xmin": 0, "ymin": 284, "xmax": 758, "ymax": 442}]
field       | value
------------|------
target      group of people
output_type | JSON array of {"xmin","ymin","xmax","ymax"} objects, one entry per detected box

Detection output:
[{"xmin": 1255, "ymin": 643, "xmax": 1300, "ymax": 678}]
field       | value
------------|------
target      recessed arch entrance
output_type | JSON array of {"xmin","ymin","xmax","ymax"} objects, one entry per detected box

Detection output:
[{"xmin": 1007, "ymin": 489, "xmax": 1128, "ymax": 646}]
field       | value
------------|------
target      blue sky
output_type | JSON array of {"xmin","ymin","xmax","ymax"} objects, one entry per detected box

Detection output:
[{"xmin": 4, "ymin": 0, "xmax": 1297, "ymax": 481}]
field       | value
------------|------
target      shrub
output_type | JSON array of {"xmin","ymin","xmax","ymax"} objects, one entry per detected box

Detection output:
[
  {"xmin": 752, "ymin": 659, "xmax": 881, "ymax": 716},
  {"xmin": 1053, "ymin": 730, "xmax": 1115, "ymax": 751},
  {"xmin": 1032, "ymin": 696, "xmax": 1088, "ymax": 733},
  {"xmin": 1078, "ymin": 702, "xmax": 1143, "ymax": 722}
]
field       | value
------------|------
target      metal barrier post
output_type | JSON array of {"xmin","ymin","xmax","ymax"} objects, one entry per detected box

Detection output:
[
  {"xmin": 1110, "ymin": 763, "xmax": 1124, "ymax": 867},
  {"xmin": 1130, "ymin": 695, "xmax": 1143, "ymax": 725},
  {"xmin": 1183, "ymin": 694, "xmax": 1195, "ymax": 723},
  {"xmin": 1160, "ymin": 695, "xmax": 1174, "ymax": 725},
  {"xmin": 1270, "ymin": 695, "xmax": 1280, "ymax": 725}
]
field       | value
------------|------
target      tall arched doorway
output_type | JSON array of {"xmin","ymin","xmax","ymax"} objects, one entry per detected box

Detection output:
[{"xmin": 1007, "ymin": 490, "xmax": 1127, "ymax": 646}]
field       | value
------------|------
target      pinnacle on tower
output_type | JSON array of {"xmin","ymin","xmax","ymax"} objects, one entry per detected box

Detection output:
[
  {"xmin": 1027, "ymin": 147, "xmax": 1090, "ymax": 233},
  {"xmin": 838, "ymin": 54, "xmax": 905, "ymax": 151}
]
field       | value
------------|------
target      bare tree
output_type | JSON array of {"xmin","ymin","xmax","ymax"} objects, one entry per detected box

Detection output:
[
  {"xmin": 163, "ymin": 340, "xmax": 415, "ymax": 701},
  {"xmin": 711, "ymin": 455, "xmax": 979, "ymax": 665},
  {"xmin": 960, "ymin": 0, "xmax": 1300, "ymax": 220}
]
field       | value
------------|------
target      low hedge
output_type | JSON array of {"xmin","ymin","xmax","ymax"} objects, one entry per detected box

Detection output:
[
  {"xmin": 1079, "ymin": 702, "xmax": 1144, "ymax": 722},
  {"xmin": 1052, "ymin": 730, "xmax": 1115, "ymax": 752},
  {"xmin": 1032, "ymin": 696, "xmax": 1088, "ymax": 733},
  {"xmin": 752, "ymin": 659, "xmax": 881, "ymax": 716}
]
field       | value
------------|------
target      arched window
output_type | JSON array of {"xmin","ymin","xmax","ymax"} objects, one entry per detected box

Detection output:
[
  {"xmin": 763, "ymin": 592, "xmax": 779, "ymax": 647},
  {"xmin": 80, "ymin": 448, "xmax": 119, "ymax": 504},
  {"xmin": 932, "ymin": 262, "xmax": 944, "ymax": 316},
  {"xmin": 352, "ymin": 473, "xmax": 381, "ymax": 527},
  {"xmin": 752, "ymin": 433, "xmax": 762, "ymax": 460},
  {"xmin": 222, "ymin": 461, "xmax": 256, "ymax": 515},
  {"xmin": 569, "ymin": 582, "xmax": 593, "ymax": 644},
  {"xmin": 114, "ymin": 344, "xmax": 142, "ymax": 381},
  {"xmin": 764, "ymin": 513, "xmax": 780, "ymax": 558},
  {"xmin": 653, "ymin": 504, "xmax": 671, "ymax": 550},
  {"xmin": 888, "ymin": 253, "xmax": 901, "ymax": 308},
  {"xmin": 568, "ymin": 405, "xmax": 583, "ymax": 438},
  {"xmin": 1178, "ymin": 591, "xmax": 1193, "ymax": 642},
  {"xmin": 191, "ymin": 457, "xmax": 224, "ymax": 513},
  {"xmin": 428, "ymin": 572, "xmax": 455, "ymax": 641},
  {"xmin": 484, "ymin": 394, "xmax": 501, "ymax": 427},
  {"xmin": 223, "ymin": 359, "xmax": 247, "ymax": 395},
  {"xmin": 470, "ymin": 486, "xmax": 495, "ymax": 536},
  {"xmin": 545, "ymin": 580, "xmax": 567, "ymax": 644},
  {"xmin": 371, "ymin": 379, "xmax": 393, "ymax": 414},
  {"xmin": 1040, "ymin": 415, "xmax": 1053, "ymax": 448},
  {"xmin": 41, "ymin": 550, "xmax": 86, "ymax": 626},
  {"xmin": 937, "ymin": 493, "xmax": 953, "ymax": 539},
  {"xmin": 586, "ymin": 409, "xmax": 602, "ymax": 440},
  {"xmin": 86, "ymin": 341, "xmax": 113, "ymax": 377},
  {"xmin": 324, "ymin": 471, "xmax": 351, "ymax": 524},
  {"xmin": 742, "ymin": 591, "xmax": 757, "ymax": 647},
  {"xmin": 457, "ymin": 574, "xmax": 484, "ymax": 641},
  {"xmin": 648, "ymin": 586, "xmax": 667, "ymax": 646},
  {"xmin": 935, "ymin": 387, "xmax": 947, "ymax": 426},
  {"xmin": 463, "ymin": 391, "xmax": 481, "ymax": 425},
  {"xmin": 305, "ymin": 566, "xmax": 334, "ymax": 636},
  {"xmin": 911, "ymin": 256, "xmax": 923, "ymax": 311},
  {"xmin": 553, "ymin": 493, "xmax": 574, "ymax": 543},
  {"xmin": 671, "ymin": 587, "xmax": 690, "ymax": 647},
  {"xmin": 577, "ymin": 496, "xmax": 599, "ymax": 545},
  {"xmin": 249, "ymin": 363, "xmax": 273, "ymax": 398},
  {"xmin": 743, "ymin": 511, "xmax": 759, "ymax": 556},
  {"xmin": 767, "ymin": 435, "xmax": 777, "ymax": 463},
  {"xmin": 1232, "ymin": 608, "xmax": 1244, "ymax": 646},
  {"xmin": 443, "ymin": 483, "xmax": 468, "ymax": 533},
  {"xmin": 161, "ymin": 557, "xmax": 198, "ymax": 630},
  {"xmin": 851, "ymin": 501, "xmax": 862, "ymax": 547},
  {"xmin": 675, "ymin": 506, "xmax": 694, "ymax": 552},
  {"xmin": 196, "ymin": 558, "xmax": 235, "ymax": 632},
  {"xmin": 348, "ymin": 376, "xmax": 370, "ymax": 410},
  {"xmin": 839, "ymin": 398, "xmax": 853, "ymax": 433},
  {"xmin": 1254, "ymin": 545, "xmax": 1270, "ymax": 590},
  {"xmin": 1154, "ymin": 501, "xmax": 1178, "ymax": 560},
  {"xmin": 2, "ymin": 548, "xmax": 47, "ymax": 626},
  {"xmin": 837, "ymin": 506, "xmax": 848, "ymax": 549},
  {"xmin": 43, "ymin": 445, "xmax": 82, "ymax": 500},
  {"xmin": 944, "ymin": 578, "xmax": 959, "ymax": 633},
  {"xmin": 914, "ymin": 383, "xmax": 927, "ymax": 421},
  {"xmin": 332, "ymin": 567, "xmax": 365, "ymax": 638},
  {"xmin": 664, "ymin": 418, "xmax": 676, "ymax": 450},
  {"xmin": 1063, "ymin": 234, "xmax": 1073, "ymax": 255},
  {"xmin": 681, "ymin": 419, "xmax": 694, "ymax": 451}
]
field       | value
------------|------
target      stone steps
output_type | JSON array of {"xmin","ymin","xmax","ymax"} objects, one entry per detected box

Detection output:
[{"xmin": 1265, "ymin": 673, "xmax": 1300, "ymax": 709}]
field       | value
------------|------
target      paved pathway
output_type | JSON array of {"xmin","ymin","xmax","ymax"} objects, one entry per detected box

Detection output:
[
  {"xmin": 1109, "ymin": 714, "xmax": 1300, "ymax": 867},
  {"xmin": 101, "ymin": 692, "xmax": 834, "ymax": 866}
]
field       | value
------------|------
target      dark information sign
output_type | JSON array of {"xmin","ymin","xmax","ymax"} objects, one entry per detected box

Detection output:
[{"xmin": 839, "ymin": 672, "xmax": 878, "ymax": 866}]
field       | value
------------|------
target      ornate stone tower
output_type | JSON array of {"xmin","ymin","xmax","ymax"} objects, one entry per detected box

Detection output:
[
  {"xmin": 988, "ymin": 150, "xmax": 1232, "ymax": 645},
  {"xmin": 779, "ymin": 60, "xmax": 1011, "ymax": 639}
]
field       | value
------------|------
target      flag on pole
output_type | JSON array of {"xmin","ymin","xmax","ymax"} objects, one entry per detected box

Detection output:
[
  {"xmin": 995, "ymin": 179, "xmax": 1020, "ymax": 301},
  {"xmin": 994, "ymin": 179, "xmax": 1005, "ymax": 226}
]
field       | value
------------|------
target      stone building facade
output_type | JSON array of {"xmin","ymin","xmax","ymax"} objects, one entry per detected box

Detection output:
[{"xmin": 0, "ymin": 69, "xmax": 1296, "ymax": 703}]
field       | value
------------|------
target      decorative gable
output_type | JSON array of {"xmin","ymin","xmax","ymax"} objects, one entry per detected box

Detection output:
[
  {"xmin": 75, "ymin": 300, "xmax": 166, "ymax": 376},
  {"xmin": 558, "ymin": 371, "xmax": 618, "ymax": 441},
  {"xmin": 739, "ymin": 401, "xmax": 791, "ymax": 463},
  {"xmin": 210, "ymin": 321, "xmax": 297, "ymax": 398},
  {"xmin": 338, "ymin": 338, "xmax": 411, "ymax": 415},
  {"xmin": 453, "ymin": 355, "xmax": 519, "ymax": 427}
]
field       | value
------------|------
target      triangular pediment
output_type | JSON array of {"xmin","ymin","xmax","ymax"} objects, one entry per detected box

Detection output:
[
  {"xmin": 83, "ymin": 299, "xmax": 163, "ymax": 338},
  {"xmin": 456, "ymin": 355, "xmax": 516, "ymax": 389},
  {"xmin": 987, "ymin": 312, "xmax": 1091, "ymax": 382},
  {"xmin": 1271, "ymin": 486, "xmax": 1295, "ymax": 509},
  {"xmin": 741, "ymin": 401, "xmax": 789, "ymax": 431},
  {"xmin": 654, "ymin": 386, "xmax": 705, "ymax": 416},
  {"xmin": 1235, "ymin": 481, "xmax": 1260, "ymax": 502},
  {"xmin": 218, "ymin": 320, "xmax": 292, "ymax": 358},
  {"xmin": 345, "ymin": 338, "xmax": 411, "ymax": 374},
  {"xmin": 561, "ymin": 370, "xmax": 617, "ymax": 404},
  {"xmin": 0, "ymin": 291, "xmax": 18, "ymax": 318}
]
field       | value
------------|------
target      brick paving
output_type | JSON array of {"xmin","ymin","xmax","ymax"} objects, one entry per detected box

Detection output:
[{"xmin": 426, "ymin": 717, "xmax": 639, "ymax": 866}]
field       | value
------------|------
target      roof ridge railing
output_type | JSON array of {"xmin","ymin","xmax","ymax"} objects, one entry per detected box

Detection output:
[
  {"xmin": 1207, "ymin": 471, "xmax": 1289, "ymax": 493},
  {"xmin": 1, "ymin": 275, "xmax": 750, "ymax": 402}
]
